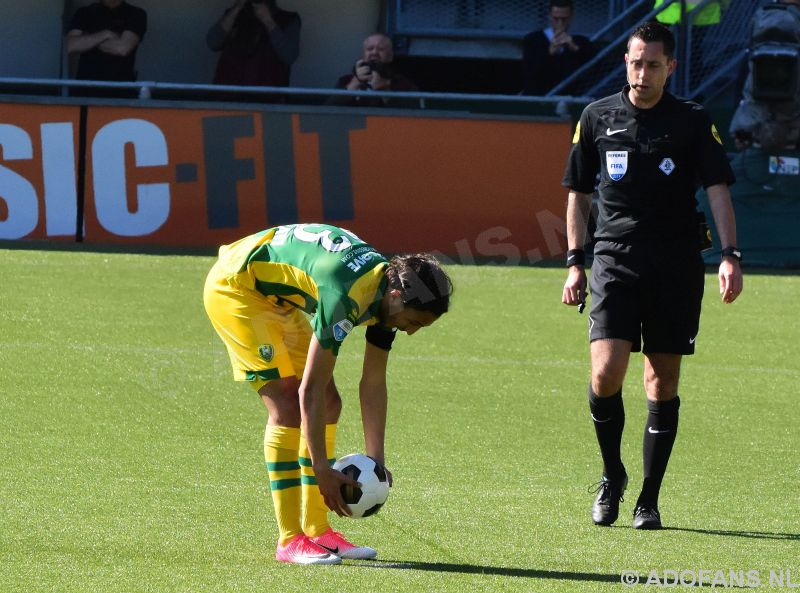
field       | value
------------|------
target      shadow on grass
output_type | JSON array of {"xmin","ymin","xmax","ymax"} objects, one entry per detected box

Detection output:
[
  {"xmin": 348, "ymin": 559, "xmax": 620, "ymax": 583},
  {"xmin": 664, "ymin": 527, "xmax": 800, "ymax": 540}
]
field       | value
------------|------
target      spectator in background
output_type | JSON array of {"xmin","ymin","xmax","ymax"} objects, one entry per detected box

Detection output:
[
  {"xmin": 330, "ymin": 33, "xmax": 418, "ymax": 107},
  {"xmin": 66, "ymin": 0, "xmax": 147, "ymax": 85},
  {"xmin": 522, "ymin": 0, "xmax": 595, "ymax": 96},
  {"xmin": 207, "ymin": 0, "xmax": 300, "ymax": 88}
]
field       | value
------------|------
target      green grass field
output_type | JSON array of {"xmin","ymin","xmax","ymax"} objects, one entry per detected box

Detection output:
[{"xmin": 1, "ymin": 248, "xmax": 798, "ymax": 593}]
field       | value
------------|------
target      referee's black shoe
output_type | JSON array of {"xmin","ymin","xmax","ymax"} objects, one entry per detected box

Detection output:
[
  {"xmin": 589, "ymin": 472, "xmax": 628, "ymax": 526},
  {"xmin": 633, "ymin": 505, "xmax": 662, "ymax": 530}
]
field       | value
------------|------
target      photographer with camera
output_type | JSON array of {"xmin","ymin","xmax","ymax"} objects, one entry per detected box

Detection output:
[
  {"xmin": 207, "ymin": 0, "xmax": 300, "ymax": 91},
  {"xmin": 331, "ymin": 33, "xmax": 418, "ymax": 107}
]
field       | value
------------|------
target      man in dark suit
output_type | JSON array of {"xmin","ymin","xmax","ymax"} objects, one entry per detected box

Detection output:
[{"xmin": 522, "ymin": 0, "xmax": 595, "ymax": 95}]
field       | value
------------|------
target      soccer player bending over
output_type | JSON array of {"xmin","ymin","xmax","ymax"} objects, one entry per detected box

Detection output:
[{"xmin": 204, "ymin": 223, "xmax": 452, "ymax": 564}]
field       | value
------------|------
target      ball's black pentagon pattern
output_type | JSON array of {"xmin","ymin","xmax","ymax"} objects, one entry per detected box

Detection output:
[
  {"xmin": 339, "ymin": 463, "xmax": 363, "ymax": 504},
  {"xmin": 362, "ymin": 502, "xmax": 384, "ymax": 518},
  {"xmin": 370, "ymin": 457, "xmax": 387, "ymax": 482}
]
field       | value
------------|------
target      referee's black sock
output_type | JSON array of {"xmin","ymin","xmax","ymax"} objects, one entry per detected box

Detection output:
[
  {"xmin": 588, "ymin": 386, "xmax": 626, "ymax": 481},
  {"xmin": 637, "ymin": 396, "xmax": 681, "ymax": 508}
]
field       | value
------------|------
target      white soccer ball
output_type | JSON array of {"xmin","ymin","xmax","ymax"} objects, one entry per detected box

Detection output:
[{"xmin": 332, "ymin": 453, "xmax": 390, "ymax": 519}]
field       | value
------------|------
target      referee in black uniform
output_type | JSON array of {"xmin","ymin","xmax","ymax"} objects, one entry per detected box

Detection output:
[{"xmin": 561, "ymin": 21, "xmax": 743, "ymax": 530}]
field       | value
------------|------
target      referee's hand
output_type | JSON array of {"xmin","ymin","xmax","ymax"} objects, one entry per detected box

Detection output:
[
  {"xmin": 562, "ymin": 266, "xmax": 587, "ymax": 308},
  {"xmin": 719, "ymin": 259, "xmax": 743, "ymax": 304}
]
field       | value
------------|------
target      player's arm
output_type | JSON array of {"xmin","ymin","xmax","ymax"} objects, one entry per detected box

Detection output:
[
  {"xmin": 562, "ymin": 190, "xmax": 592, "ymax": 306},
  {"xmin": 98, "ymin": 30, "xmax": 141, "ymax": 56},
  {"xmin": 299, "ymin": 335, "xmax": 356, "ymax": 516},
  {"xmin": 66, "ymin": 29, "xmax": 115, "ymax": 54},
  {"xmin": 706, "ymin": 183, "xmax": 743, "ymax": 304},
  {"xmin": 359, "ymin": 341, "xmax": 389, "ymax": 466}
]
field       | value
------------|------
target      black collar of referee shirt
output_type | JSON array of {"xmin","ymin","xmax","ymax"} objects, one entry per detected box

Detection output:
[{"xmin": 620, "ymin": 84, "xmax": 678, "ymax": 116}]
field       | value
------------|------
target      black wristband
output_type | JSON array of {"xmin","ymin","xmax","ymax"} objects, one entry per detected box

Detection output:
[
  {"xmin": 721, "ymin": 246, "xmax": 742, "ymax": 262},
  {"xmin": 366, "ymin": 324, "xmax": 396, "ymax": 351},
  {"xmin": 566, "ymin": 249, "xmax": 586, "ymax": 267}
]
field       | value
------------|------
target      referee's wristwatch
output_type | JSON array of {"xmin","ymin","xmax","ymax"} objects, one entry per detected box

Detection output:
[{"xmin": 721, "ymin": 246, "xmax": 742, "ymax": 262}]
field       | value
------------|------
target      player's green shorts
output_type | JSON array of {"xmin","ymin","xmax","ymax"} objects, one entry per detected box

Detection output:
[{"xmin": 204, "ymin": 261, "xmax": 312, "ymax": 392}]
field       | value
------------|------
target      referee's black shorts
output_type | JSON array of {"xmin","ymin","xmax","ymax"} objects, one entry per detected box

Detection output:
[{"xmin": 588, "ymin": 239, "xmax": 705, "ymax": 355}]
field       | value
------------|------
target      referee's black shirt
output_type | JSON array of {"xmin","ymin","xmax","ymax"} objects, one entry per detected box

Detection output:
[{"xmin": 562, "ymin": 86, "xmax": 735, "ymax": 242}]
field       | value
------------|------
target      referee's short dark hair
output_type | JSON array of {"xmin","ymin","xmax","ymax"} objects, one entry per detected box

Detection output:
[{"xmin": 628, "ymin": 21, "xmax": 676, "ymax": 59}]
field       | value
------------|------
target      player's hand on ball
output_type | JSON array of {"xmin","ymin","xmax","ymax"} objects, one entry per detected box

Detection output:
[{"xmin": 316, "ymin": 466, "xmax": 358, "ymax": 517}]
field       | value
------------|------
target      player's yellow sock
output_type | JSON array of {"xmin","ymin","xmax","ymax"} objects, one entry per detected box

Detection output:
[
  {"xmin": 264, "ymin": 424, "xmax": 302, "ymax": 547},
  {"xmin": 299, "ymin": 423, "xmax": 337, "ymax": 537}
]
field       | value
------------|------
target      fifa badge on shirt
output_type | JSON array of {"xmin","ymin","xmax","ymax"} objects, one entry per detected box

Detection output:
[
  {"xmin": 333, "ymin": 319, "xmax": 354, "ymax": 342},
  {"xmin": 606, "ymin": 151, "xmax": 628, "ymax": 181},
  {"xmin": 258, "ymin": 344, "xmax": 274, "ymax": 362},
  {"xmin": 659, "ymin": 158, "xmax": 676, "ymax": 175}
]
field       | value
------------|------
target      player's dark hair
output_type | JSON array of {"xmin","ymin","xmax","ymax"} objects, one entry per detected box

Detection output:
[
  {"xmin": 385, "ymin": 254, "xmax": 452, "ymax": 317},
  {"xmin": 628, "ymin": 21, "xmax": 676, "ymax": 59}
]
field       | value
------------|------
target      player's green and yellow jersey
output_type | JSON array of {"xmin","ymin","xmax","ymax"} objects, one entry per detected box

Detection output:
[{"xmin": 216, "ymin": 223, "xmax": 388, "ymax": 354}]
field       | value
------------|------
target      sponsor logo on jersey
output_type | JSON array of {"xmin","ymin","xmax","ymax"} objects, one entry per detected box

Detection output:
[
  {"xmin": 659, "ymin": 157, "xmax": 676, "ymax": 175},
  {"xmin": 606, "ymin": 128, "xmax": 627, "ymax": 136},
  {"xmin": 258, "ymin": 344, "xmax": 274, "ymax": 362},
  {"xmin": 711, "ymin": 124, "xmax": 722, "ymax": 145},
  {"xmin": 572, "ymin": 121, "xmax": 581, "ymax": 144},
  {"xmin": 333, "ymin": 320, "xmax": 354, "ymax": 342},
  {"xmin": 606, "ymin": 151, "xmax": 628, "ymax": 181},
  {"xmin": 346, "ymin": 250, "xmax": 380, "ymax": 273}
]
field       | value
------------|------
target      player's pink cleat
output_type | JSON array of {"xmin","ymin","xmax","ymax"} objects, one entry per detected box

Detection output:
[
  {"xmin": 310, "ymin": 528, "xmax": 378, "ymax": 560},
  {"xmin": 275, "ymin": 534, "xmax": 342, "ymax": 565}
]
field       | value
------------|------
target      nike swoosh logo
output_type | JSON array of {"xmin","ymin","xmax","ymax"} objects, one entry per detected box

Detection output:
[
  {"xmin": 606, "ymin": 128, "xmax": 627, "ymax": 136},
  {"xmin": 689, "ymin": 336, "xmax": 696, "ymax": 344},
  {"xmin": 317, "ymin": 544, "xmax": 339, "ymax": 555},
  {"xmin": 591, "ymin": 413, "xmax": 611, "ymax": 423},
  {"xmin": 648, "ymin": 426, "xmax": 671, "ymax": 434}
]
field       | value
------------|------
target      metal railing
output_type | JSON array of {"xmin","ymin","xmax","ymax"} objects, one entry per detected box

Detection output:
[{"xmin": 0, "ymin": 76, "xmax": 592, "ymax": 116}]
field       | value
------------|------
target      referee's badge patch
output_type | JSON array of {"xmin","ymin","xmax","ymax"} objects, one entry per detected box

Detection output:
[
  {"xmin": 606, "ymin": 151, "xmax": 628, "ymax": 181},
  {"xmin": 711, "ymin": 124, "xmax": 723, "ymax": 145},
  {"xmin": 572, "ymin": 121, "xmax": 581, "ymax": 144},
  {"xmin": 659, "ymin": 158, "xmax": 676, "ymax": 175}
]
